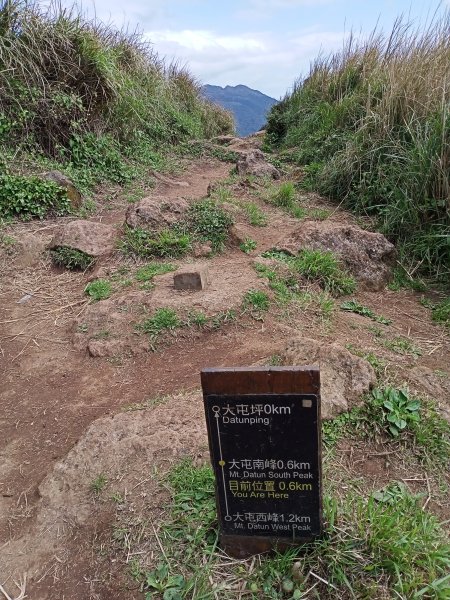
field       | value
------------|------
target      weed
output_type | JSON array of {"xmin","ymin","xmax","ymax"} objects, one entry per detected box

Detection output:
[
  {"xmin": 50, "ymin": 246, "xmax": 94, "ymax": 270},
  {"xmin": 243, "ymin": 289, "xmax": 270, "ymax": 315},
  {"xmin": 432, "ymin": 298, "xmax": 450, "ymax": 327},
  {"xmin": 307, "ymin": 208, "xmax": 331, "ymax": 221},
  {"xmin": 293, "ymin": 249, "xmax": 356, "ymax": 296},
  {"xmin": 77, "ymin": 323, "xmax": 88, "ymax": 333},
  {"xmin": 135, "ymin": 263, "xmax": 176, "ymax": 282},
  {"xmin": 268, "ymin": 354, "xmax": 282, "ymax": 366},
  {"xmin": 186, "ymin": 310, "xmax": 208, "ymax": 327},
  {"xmin": 345, "ymin": 344, "xmax": 386, "ymax": 377},
  {"xmin": 243, "ymin": 202, "xmax": 268, "ymax": 226},
  {"xmin": 388, "ymin": 266, "xmax": 427, "ymax": 292},
  {"xmin": 239, "ymin": 238, "xmax": 257, "ymax": 253},
  {"xmin": 92, "ymin": 330, "xmax": 111, "ymax": 340},
  {"xmin": 371, "ymin": 387, "xmax": 421, "ymax": 437},
  {"xmin": 90, "ymin": 473, "xmax": 108, "ymax": 495},
  {"xmin": 120, "ymin": 227, "xmax": 190, "ymax": 259},
  {"xmin": 179, "ymin": 199, "xmax": 233, "ymax": 251},
  {"xmin": 138, "ymin": 308, "xmax": 181, "ymax": 336},
  {"xmin": 382, "ymin": 336, "xmax": 422, "ymax": 357},
  {"xmin": 0, "ymin": 173, "xmax": 71, "ymax": 219},
  {"xmin": 341, "ymin": 300, "xmax": 391, "ymax": 325},
  {"xmin": 84, "ymin": 279, "xmax": 112, "ymax": 302},
  {"xmin": 139, "ymin": 459, "xmax": 450, "ymax": 599},
  {"xmin": 209, "ymin": 309, "xmax": 237, "ymax": 330}
]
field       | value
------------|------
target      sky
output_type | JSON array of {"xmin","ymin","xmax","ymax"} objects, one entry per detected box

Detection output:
[{"xmin": 47, "ymin": 0, "xmax": 448, "ymax": 99}]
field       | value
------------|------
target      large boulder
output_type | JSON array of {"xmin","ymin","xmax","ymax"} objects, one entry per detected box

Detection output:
[
  {"xmin": 275, "ymin": 222, "xmax": 395, "ymax": 290},
  {"xmin": 236, "ymin": 149, "xmax": 280, "ymax": 179},
  {"xmin": 281, "ymin": 337, "xmax": 376, "ymax": 419},
  {"xmin": 125, "ymin": 196, "xmax": 189, "ymax": 230},
  {"xmin": 49, "ymin": 220, "xmax": 117, "ymax": 257},
  {"xmin": 42, "ymin": 170, "xmax": 82, "ymax": 210}
]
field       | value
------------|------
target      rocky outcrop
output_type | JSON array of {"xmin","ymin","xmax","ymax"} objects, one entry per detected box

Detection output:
[
  {"xmin": 236, "ymin": 149, "xmax": 280, "ymax": 179},
  {"xmin": 125, "ymin": 196, "xmax": 189, "ymax": 230},
  {"xmin": 281, "ymin": 337, "xmax": 376, "ymax": 419},
  {"xmin": 49, "ymin": 220, "xmax": 117, "ymax": 257},
  {"xmin": 275, "ymin": 222, "xmax": 395, "ymax": 290}
]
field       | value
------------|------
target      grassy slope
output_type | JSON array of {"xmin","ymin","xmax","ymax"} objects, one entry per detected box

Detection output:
[
  {"xmin": 266, "ymin": 15, "xmax": 450, "ymax": 283},
  {"xmin": 0, "ymin": 1, "xmax": 233, "ymax": 218}
]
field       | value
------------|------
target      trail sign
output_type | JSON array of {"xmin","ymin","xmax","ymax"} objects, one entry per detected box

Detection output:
[{"xmin": 201, "ymin": 367, "xmax": 322, "ymax": 558}]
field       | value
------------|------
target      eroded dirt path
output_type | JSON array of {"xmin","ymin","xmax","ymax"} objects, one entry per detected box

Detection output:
[{"xmin": 1, "ymin": 142, "xmax": 449, "ymax": 599}]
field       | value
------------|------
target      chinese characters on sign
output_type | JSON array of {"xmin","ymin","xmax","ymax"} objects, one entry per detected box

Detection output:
[{"xmin": 204, "ymin": 393, "xmax": 321, "ymax": 540}]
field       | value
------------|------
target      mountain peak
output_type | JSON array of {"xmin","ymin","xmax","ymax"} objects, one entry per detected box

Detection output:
[{"xmin": 203, "ymin": 84, "xmax": 277, "ymax": 136}]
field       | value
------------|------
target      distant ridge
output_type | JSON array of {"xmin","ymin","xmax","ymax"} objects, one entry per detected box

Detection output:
[{"xmin": 203, "ymin": 84, "xmax": 277, "ymax": 137}]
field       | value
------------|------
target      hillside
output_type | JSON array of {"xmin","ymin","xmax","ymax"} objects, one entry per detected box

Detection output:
[
  {"xmin": 1, "ymin": 133, "xmax": 449, "ymax": 599},
  {"xmin": 203, "ymin": 84, "xmax": 277, "ymax": 136},
  {"xmin": 266, "ymin": 16, "xmax": 450, "ymax": 283}
]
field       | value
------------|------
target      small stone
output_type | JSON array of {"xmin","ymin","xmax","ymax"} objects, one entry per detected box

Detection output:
[
  {"xmin": 192, "ymin": 241, "xmax": 213, "ymax": 258},
  {"xmin": 174, "ymin": 266, "xmax": 209, "ymax": 291},
  {"xmin": 236, "ymin": 149, "xmax": 280, "ymax": 179}
]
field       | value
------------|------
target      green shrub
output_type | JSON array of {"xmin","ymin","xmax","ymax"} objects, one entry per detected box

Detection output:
[
  {"xmin": 84, "ymin": 279, "xmax": 112, "ymax": 302},
  {"xmin": 0, "ymin": 174, "xmax": 70, "ymax": 219},
  {"xmin": 50, "ymin": 246, "xmax": 94, "ymax": 270}
]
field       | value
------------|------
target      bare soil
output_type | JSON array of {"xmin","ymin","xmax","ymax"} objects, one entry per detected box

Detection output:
[{"xmin": 0, "ymin": 144, "xmax": 449, "ymax": 599}]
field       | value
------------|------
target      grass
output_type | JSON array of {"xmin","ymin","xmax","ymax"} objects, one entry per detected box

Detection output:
[
  {"xmin": 340, "ymin": 300, "xmax": 391, "ymax": 325},
  {"xmin": 135, "ymin": 262, "xmax": 176, "ymax": 282},
  {"xmin": 243, "ymin": 202, "xmax": 268, "ymax": 226},
  {"xmin": 84, "ymin": 279, "xmax": 112, "ymax": 302},
  {"xmin": 382, "ymin": 336, "xmax": 422, "ymax": 358},
  {"xmin": 120, "ymin": 227, "xmax": 191, "ymax": 259},
  {"xmin": 90, "ymin": 473, "xmax": 108, "ymax": 495},
  {"xmin": 431, "ymin": 298, "xmax": 450, "ymax": 327},
  {"xmin": 50, "ymin": 246, "xmax": 95, "ymax": 270},
  {"xmin": 293, "ymin": 249, "xmax": 356, "ymax": 296},
  {"xmin": 345, "ymin": 344, "xmax": 386, "ymax": 378},
  {"xmin": 138, "ymin": 308, "xmax": 181, "ymax": 336},
  {"xmin": 242, "ymin": 289, "xmax": 270, "ymax": 315},
  {"xmin": 268, "ymin": 182, "xmax": 306, "ymax": 219},
  {"xmin": 126, "ymin": 458, "xmax": 450, "ymax": 600},
  {"xmin": 266, "ymin": 14, "xmax": 450, "ymax": 281}
]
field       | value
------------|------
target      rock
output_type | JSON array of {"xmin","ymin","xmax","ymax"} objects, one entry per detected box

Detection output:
[
  {"xmin": 125, "ymin": 196, "xmax": 189, "ymax": 230},
  {"xmin": 14, "ymin": 233, "xmax": 47, "ymax": 267},
  {"xmin": 228, "ymin": 224, "xmax": 249, "ymax": 246},
  {"xmin": 49, "ymin": 220, "xmax": 117, "ymax": 257},
  {"xmin": 275, "ymin": 222, "xmax": 395, "ymax": 290},
  {"xmin": 174, "ymin": 266, "xmax": 210, "ymax": 291},
  {"xmin": 88, "ymin": 338, "xmax": 123, "ymax": 358},
  {"xmin": 42, "ymin": 171, "xmax": 82, "ymax": 209},
  {"xmin": 192, "ymin": 241, "xmax": 213, "ymax": 258},
  {"xmin": 281, "ymin": 337, "xmax": 376, "ymax": 419},
  {"xmin": 211, "ymin": 135, "xmax": 240, "ymax": 145},
  {"xmin": 236, "ymin": 149, "xmax": 281, "ymax": 179}
]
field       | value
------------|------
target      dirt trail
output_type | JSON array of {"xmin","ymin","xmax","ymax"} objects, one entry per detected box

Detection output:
[{"xmin": 0, "ymin": 141, "xmax": 449, "ymax": 599}]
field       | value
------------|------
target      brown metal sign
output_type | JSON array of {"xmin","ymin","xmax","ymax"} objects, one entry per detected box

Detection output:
[{"xmin": 201, "ymin": 367, "xmax": 322, "ymax": 558}]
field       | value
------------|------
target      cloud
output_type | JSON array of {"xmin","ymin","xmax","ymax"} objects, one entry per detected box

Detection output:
[{"xmin": 144, "ymin": 27, "xmax": 348, "ymax": 98}]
